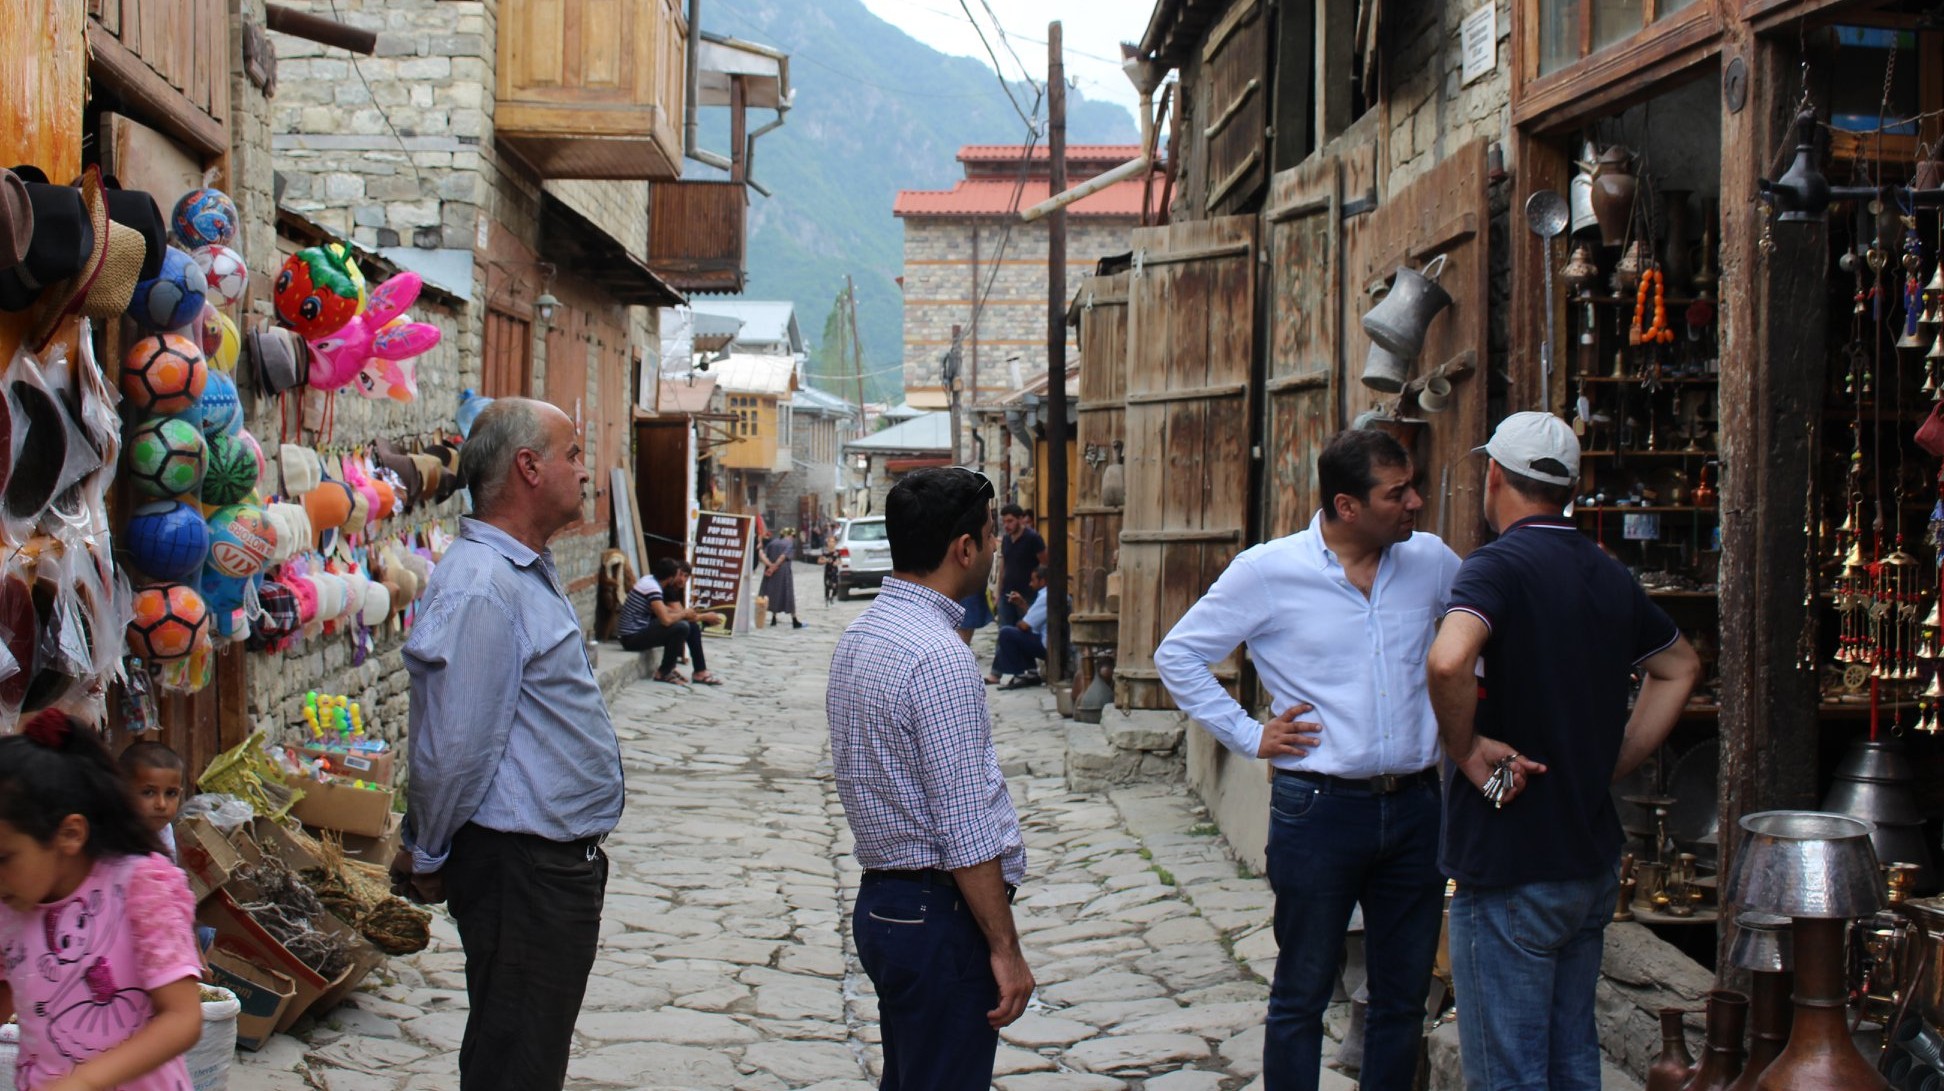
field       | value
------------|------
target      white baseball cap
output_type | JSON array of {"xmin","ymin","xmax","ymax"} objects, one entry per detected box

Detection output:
[{"xmin": 1476, "ymin": 411, "xmax": 1579, "ymax": 486}]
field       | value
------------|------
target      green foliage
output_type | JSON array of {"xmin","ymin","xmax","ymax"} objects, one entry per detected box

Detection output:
[{"xmin": 695, "ymin": 0, "xmax": 1136, "ymax": 399}]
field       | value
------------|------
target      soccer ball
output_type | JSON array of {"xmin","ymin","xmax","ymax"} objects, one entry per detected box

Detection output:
[
  {"xmin": 129, "ymin": 246, "xmax": 207, "ymax": 332},
  {"xmin": 201, "ymin": 431, "xmax": 260, "ymax": 506},
  {"xmin": 192, "ymin": 245, "xmax": 249, "ymax": 308},
  {"xmin": 196, "ymin": 370, "xmax": 242, "ymax": 438},
  {"xmin": 171, "ymin": 188, "xmax": 239, "ymax": 250},
  {"xmin": 126, "ymin": 417, "xmax": 208, "ymax": 499},
  {"xmin": 125, "ymin": 501, "xmax": 209, "ymax": 582},
  {"xmin": 122, "ymin": 334, "xmax": 208, "ymax": 416},
  {"xmin": 127, "ymin": 582, "xmax": 211, "ymax": 662},
  {"xmin": 205, "ymin": 505, "xmax": 277, "ymax": 578}
]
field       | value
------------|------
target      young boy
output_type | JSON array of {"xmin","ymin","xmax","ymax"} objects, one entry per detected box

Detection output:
[{"xmin": 120, "ymin": 740, "xmax": 188, "ymax": 861}]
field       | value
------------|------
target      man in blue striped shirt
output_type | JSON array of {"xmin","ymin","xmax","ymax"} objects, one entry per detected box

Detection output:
[
  {"xmin": 393, "ymin": 398, "xmax": 622, "ymax": 1091},
  {"xmin": 828, "ymin": 466, "xmax": 1032, "ymax": 1090}
]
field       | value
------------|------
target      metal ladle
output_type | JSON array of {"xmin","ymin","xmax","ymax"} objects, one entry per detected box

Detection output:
[{"xmin": 1525, "ymin": 190, "xmax": 1570, "ymax": 410}]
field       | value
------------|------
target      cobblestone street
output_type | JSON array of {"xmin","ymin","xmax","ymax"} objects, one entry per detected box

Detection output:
[{"xmin": 230, "ymin": 592, "xmax": 1302, "ymax": 1091}]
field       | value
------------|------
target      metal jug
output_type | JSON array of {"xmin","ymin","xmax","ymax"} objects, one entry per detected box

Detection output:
[
  {"xmin": 1362, "ymin": 344, "xmax": 1412, "ymax": 392},
  {"xmin": 1362, "ymin": 254, "xmax": 1451, "ymax": 360},
  {"xmin": 1823, "ymin": 738, "xmax": 1936, "ymax": 891}
]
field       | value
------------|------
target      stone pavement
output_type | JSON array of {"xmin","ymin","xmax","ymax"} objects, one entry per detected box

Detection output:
[{"xmin": 228, "ymin": 589, "xmax": 1317, "ymax": 1090}]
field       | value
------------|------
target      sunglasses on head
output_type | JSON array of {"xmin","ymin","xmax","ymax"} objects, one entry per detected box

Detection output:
[{"xmin": 942, "ymin": 466, "xmax": 995, "ymax": 538}]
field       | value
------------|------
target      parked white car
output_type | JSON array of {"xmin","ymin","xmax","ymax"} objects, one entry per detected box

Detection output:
[{"xmin": 832, "ymin": 517, "xmax": 891, "ymax": 599}]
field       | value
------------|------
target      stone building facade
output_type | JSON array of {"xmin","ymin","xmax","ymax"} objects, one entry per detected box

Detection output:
[
  {"xmin": 1382, "ymin": 0, "xmax": 1512, "ymax": 196},
  {"xmin": 243, "ymin": 0, "xmax": 682, "ymax": 750},
  {"xmin": 769, "ymin": 388, "xmax": 856, "ymax": 531},
  {"xmin": 894, "ymin": 146, "xmax": 1152, "ymax": 408}
]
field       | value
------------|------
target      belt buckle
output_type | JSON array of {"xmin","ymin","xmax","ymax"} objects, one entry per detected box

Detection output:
[{"xmin": 1370, "ymin": 774, "xmax": 1401, "ymax": 794}]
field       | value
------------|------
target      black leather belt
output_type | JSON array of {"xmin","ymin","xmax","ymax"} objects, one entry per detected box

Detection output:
[
  {"xmin": 864, "ymin": 868, "xmax": 1017, "ymax": 904},
  {"xmin": 1274, "ymin": 767, "xmax": 1439, "ymax": 794}
]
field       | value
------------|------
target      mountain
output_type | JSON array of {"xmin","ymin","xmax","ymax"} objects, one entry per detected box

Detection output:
[{"xmin": 694, "ymin": 0, "xmax": 1138, "ymax": 401}]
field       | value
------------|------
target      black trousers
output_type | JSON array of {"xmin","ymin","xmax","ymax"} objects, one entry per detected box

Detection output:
[
  {"xmin": 619, "ymin": 618, "xmax": 707, "ymax": 673},
  {"xmin": 853, "ymin": 873, "xmax": 1000, "ymax": 1090},
  {"xmin": 444, "ymin": 824, "xmax": 608, "ymax": 1091}
]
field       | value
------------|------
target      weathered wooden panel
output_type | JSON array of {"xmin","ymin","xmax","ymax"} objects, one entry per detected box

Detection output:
[
  {"xmin": 1117, "ymin": 218, "xmax": 1255, "ymax": 710},
  {"xmin": 1340, "ymin": 141, "xmax": 1493, "ymax": 557},
  {"xmin": 647, "ymin": 180, "xmax": 748, "ymax": 294},
  {"xmin": 1073, "ymin": 273, "xmax": 1129, "ymax": 647},
  {"xmin": 498, "ymin": 0, "xmax": 687, "ymax": 179},
  {"xmin": 89, "ymin": 0, "xmax": 228, "ymax": 123},
  {"xmin": 1201, "ymin": 0, "xmax": 1268, "ymax": 216}
]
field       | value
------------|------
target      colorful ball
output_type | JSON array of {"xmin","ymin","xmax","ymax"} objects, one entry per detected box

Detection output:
[
  {"xmin": 196, "ymin": 370, "xmax": 242, "ymax": 437},
  {"xmin": 129, "ymin": 246, "xmax": 206, "ymax": 332},
  {"xmin": 205, "ymin": 504, "xmax": 278, "ymax": 578},
  {"xmin": 200, "ymin": 570, "xmax": 253, "ymax": 640},
  {"xmin": 122, "ymin": 334, "xmax": 208, "ymax": 416},
  {"xmin": 236, "ymin": 429, "xmax": 266, "ymax": 481},
  {"xmin": 127, "ymin": 582, "xmax": 211, "ymax": 662},
  {"xmin": 202, "ymin": 431, "xmax": 260, "ymax": 506},
  {"xmin": 191, "ymin": 244, "xmax": 249, "ymax": 308},
  {"xmin": 126, "ymin": 417, "xmax": 208, "ymax": 499},
  {"xmin": 197, "ymin": 304, "xmax": 241, "ymax": 373},
  {"xmin": 273, "ymin": 245, "xmax": 361, "ymax": 340},
  {"xmin": 171, "ymin": 188, "xmax": 239, "ymax": 250},
  {"xmin": 125, "ymin": 501, "xmax": 209, "ymax": 581}
]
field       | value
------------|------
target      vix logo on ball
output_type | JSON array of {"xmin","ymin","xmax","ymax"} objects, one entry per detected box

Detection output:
[{"xmin": 205, "ymin": 505, "xmax": 277, "ymax": 578}]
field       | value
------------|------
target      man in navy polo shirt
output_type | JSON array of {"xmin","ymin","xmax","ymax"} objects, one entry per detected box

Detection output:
[{"xmin": 1426, "ymin": 412, "xmax": 1699, "ymax": 1091}]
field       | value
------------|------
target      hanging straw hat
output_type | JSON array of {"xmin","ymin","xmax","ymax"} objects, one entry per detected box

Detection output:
[{"xmin": 279, "ymin": 444, "xmax": 322, "ymax": 496}]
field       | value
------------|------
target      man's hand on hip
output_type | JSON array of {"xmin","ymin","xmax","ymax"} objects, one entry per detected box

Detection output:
[
  {"xmin": 987, "ymin": 943, "xmax": 1035, "ymax": 1028},
  {"xmin": 1257, "ymin": 703, "xmax": 1323, "ymax": 760}
]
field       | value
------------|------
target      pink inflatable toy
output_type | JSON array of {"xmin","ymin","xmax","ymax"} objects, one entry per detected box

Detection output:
[{"xmin": 306, "ymin": 272, "xmax": 442, "ymax": 391}]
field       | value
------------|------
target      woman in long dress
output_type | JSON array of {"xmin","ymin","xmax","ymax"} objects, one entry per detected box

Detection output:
[{"xmin": 762, "ymin": 528, "xmax": 804, "ymax": 628}]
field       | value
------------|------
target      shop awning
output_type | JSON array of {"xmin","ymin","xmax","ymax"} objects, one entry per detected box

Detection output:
[{"xmin": 539, "ymin": 192, "xmax": 686, "ymax": 308}]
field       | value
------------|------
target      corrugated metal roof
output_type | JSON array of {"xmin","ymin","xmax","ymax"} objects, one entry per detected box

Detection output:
[
  {"xmin": 710, "ymin": 353, "xmax": 799, "ymax": 396},
  {"xmin": 689, "ymin": 300, "xmax": 802, "ymax": 352},
  {"xmin": 791, "ymin": 386, "xmax": 856, "ymax": 415},
  {"xmin": 846, "ymin": 410, "xmax": 951, "ymax": 453},
  {"xmin": 893, "ymin": 178, "xmax": 1153, "ymax": 219},
  {"xmin": 958, "ymin": 145, "xmax": 1144, "ymax": 163}
]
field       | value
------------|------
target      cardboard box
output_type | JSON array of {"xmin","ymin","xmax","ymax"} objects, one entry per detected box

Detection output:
[
  {"xmin": 294, "ymin": 745, "xmax": 395, "ymax": 787},
  {"xmin": 199, "ymin": 889, "xmax": 334, "ymax": 1033},
  {"xmin": 173, "ymin": 815, "xmax": 241, "ymax": 903},
  {"xmin": 328, "ymin": 811, "xmax": 404, "ymax": 867},
  {"xmin": 206, "ymin": 949, "xmax": 296, "ymax": 1051},
  {"xmin": 285, "ymin": 775, "xmax": 395, "ymax": 838}
]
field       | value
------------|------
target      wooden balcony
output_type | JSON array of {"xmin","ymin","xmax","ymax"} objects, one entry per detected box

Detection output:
[
  {"xmin": 496, "ymin": 0, "xmax": 688, "ymax": 180},
  {"xmin": 647, "ymin": 180, "xmax": 748, "ymax": 295}
]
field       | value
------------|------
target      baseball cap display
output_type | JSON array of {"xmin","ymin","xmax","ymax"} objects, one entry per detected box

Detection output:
[{"xmin": 1477, "ymin": 411, "xmax": 1580, "ymax": 487}]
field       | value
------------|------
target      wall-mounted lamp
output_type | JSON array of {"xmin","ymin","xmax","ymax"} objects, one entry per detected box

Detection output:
[{"xmin": 535, "ymin": 291, "xmax": 560, "ymax": 325}]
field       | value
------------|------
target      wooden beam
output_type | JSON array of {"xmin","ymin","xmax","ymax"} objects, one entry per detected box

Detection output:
[
  {"xmin": 1714, "ymin": 25, "xmax": 1827, "ymax": 964},
  {"xmin": 85, "ymin": 19, "xmax": 226, "ymax": 157},
  {"xmin": 265, "ymin": 3, "xmax": 375, "ymax": 54}
]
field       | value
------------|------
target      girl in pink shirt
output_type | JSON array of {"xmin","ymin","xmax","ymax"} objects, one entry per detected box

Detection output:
[{"xmin": 0, "ymin": 710, "xmax": 202, "ymax": 1090}]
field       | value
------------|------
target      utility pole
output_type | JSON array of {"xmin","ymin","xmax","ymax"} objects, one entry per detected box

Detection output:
[
  {"xmin": 845, "ymin": 275, "xmax": 867, "ymax": 426},
  {"xmin": 946, "ymin": 324, "xmax": 964, "ymax": 464},
  {"xmin": 1045, "ymin": 22, "xmax": 1069, "ymax": 688}
]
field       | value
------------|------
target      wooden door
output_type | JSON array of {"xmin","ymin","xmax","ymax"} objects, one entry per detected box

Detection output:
[
  {"xmin": 1260, "ymin": 149, "xmax": 1357, "ymax": 539},
  {"xmin": 1201, "ymin": 0, "xmax": 1270, "ymax": 217},
  {"xmin": 1339, "ymin": 140, "xmax": 1493, "ymax": 557},
  {"xmin": 1073, "ymin": 273, "xmax": 1129, "ymax": 648},
  {"xmin": 635, "ymin": 418, "xmax": 690, "ymax": 570},
  {"xmin": 1115, "ymin": 217, "xmax": 1256, "ymax": 710}
]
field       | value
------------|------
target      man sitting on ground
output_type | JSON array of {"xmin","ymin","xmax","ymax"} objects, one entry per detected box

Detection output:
[
  {"xmin": 990, "ymin": 565, "xmax": 1049, "ymax": 688},
  {"xmin": 618, "ymin": 557, "xmax": 726, "ymax": 685}
]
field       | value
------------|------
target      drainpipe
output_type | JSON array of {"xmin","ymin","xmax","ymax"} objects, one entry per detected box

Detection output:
[
  {"xmin": 684, "ymin": 0, "xmax": 734, "ymax": 173},
  {"xmin": 742, "ymin": 103, "xmax": 791, "ymax": 198}
]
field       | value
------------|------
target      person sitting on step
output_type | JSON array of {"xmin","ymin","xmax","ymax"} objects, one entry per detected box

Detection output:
[
  {"xmin": 617, "ymin": 557, "xmax": 725, "ymax": 685},
  {"xmin": 988, "ymin": 565, "xmax": 1049, "ymax": 689}
]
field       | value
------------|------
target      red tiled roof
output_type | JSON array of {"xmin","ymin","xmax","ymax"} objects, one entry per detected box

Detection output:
[
  {"xmin": 893, "ymin": 177, "xmax": 1154, "ymax": 219},
  {"xmin": 958, "ymin": 144, "xmax": 1144, "ymax": 163}
]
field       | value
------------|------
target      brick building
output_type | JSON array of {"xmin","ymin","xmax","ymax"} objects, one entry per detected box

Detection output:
[{"xmin": 893, "ymin": 146, "xmax": 1157, "ymax": 411}]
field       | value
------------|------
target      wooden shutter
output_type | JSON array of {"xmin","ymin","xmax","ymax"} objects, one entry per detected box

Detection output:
[
  {"xmin": 1201, "ymin": 0, "xmax": 1270, "ymax": 216},
  {"xmin": 1339, "ymin": 140, "xmax": 1492, "ymax": 555},
  {"xmin": 1072, "ymin": 273, "xmax": 1129, "ymax": 649},
  {"xmin": 1115, "ymin": 217, "xmax": 1256, "ymax": 710},
  {"xmin": 482, "ymin": 309, "xmax": 533, "ymax": 399}
]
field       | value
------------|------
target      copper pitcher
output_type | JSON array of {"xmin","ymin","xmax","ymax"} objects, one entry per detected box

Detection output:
[
  {"xmin": 1680, "ymin": 989, "xmax": 1748, "ymax": 1091},
  {"xmin": 1647, "ymin": 1007, "xmax": 1698, "ymax": 1091}
]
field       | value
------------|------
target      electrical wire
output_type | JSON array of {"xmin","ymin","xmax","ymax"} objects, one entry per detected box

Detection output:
[
  {"xmin": 959, "ymin": 0, "xmax": 1040, "ymax": 131},
  {"xmin": 326, "ymin": 0, "xmax": 424, "ymax": 193},
  {"xmin": 710, "ymin": 0, "xmax": 1036, "ymax": 102}
]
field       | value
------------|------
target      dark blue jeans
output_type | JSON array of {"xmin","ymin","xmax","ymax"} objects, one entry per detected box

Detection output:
[
  {"xmin": 1265, "ymin": 772, "xmax": 1444, "ymax": 1091},
  {"xmin": 1449, "ymin": 865, "xmax": 1619, "ymax": 1091},
  {"xmin": 853, "ymin": 873, "xmax": 998, "ymax": 1090},
  {"xmin": 992, "ymin": 626, "xmax": 1045, "ymax": 676}
]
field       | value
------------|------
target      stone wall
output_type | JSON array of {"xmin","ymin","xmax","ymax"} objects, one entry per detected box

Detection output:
[
  {"xmin": 1380, "ymin": 0, "xmax": 1512, "ymax": 198},
  {"xmin": 900, "ymin": 219, "xmax": 1136, "ymax": 402},
  {"xmin": 770, "ymin": 412, "xmax": 841, "ymax": 529}
]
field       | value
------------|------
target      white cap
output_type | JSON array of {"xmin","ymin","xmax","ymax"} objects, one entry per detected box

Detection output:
[{"xmin": 1476, "ymin": 411, "xmax": 1579, "ymax": 487}]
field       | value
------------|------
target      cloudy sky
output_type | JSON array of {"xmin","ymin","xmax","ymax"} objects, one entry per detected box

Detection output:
[{"xmin": 859, "ymin": 0, "xmax": 1149, "ymax": 126}]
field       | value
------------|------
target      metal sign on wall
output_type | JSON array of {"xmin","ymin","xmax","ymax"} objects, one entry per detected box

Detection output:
[{"xmin": 690, "ymin": 511, "xmax": 755, "ymax": 633}]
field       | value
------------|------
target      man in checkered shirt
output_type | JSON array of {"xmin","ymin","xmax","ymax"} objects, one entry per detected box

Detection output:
[{"xmin": 828, "ymin": 466, "xmax": 1033, "ymax": 1090}]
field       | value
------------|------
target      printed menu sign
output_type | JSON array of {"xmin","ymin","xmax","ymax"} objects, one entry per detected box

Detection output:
[{"xmin": 690, "ymin": 511, "xmax": 755, "ymax": 630}]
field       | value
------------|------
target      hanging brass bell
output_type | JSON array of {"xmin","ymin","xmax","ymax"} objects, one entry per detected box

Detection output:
[
  {"xmin": 1928, "ymin": 263, "xmax": 1944, "ymax": 295},
  {"xmin": 1924, "ymin": 671, "xmax": 1944, "ymax": 699},
  {"xmin": 1897, "ymin": 326, "xmax": 1931, "ymax": 352},
  {"xmin": 1925, "ymin": 597, "xmax": 1943, "ymax": 629}
]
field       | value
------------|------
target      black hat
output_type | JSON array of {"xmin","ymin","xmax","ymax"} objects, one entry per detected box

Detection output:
[
  {"xmin": 0, "ymin": 167, "xmax": 91, "ymax": 313},
  {"xmin": 100, "ymin": 180, "xmax": 167, "ymax": 281}
]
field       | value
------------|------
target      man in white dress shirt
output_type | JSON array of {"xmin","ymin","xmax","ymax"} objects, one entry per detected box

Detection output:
[{"xmin": 1155, "ymin": 429, "xmax": 1459, "ymax": 1091}]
